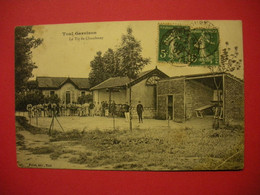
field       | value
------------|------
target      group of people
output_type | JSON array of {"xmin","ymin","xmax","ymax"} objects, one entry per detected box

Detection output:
[{"xmin": 26, "ymin": 101, "xmax": 144, "ymax": 122}]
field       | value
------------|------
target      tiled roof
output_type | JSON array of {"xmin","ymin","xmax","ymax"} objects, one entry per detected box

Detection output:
[
  {"xmin": 91, "ymin": 68, "xmax": 169, "ymax": 90},
  {"xmin": 37, "ymin": 77, "xmax": 90, "ymax": 89},
  {"xmin": 90, "ymin": 76, "xmax": 130, "ymax": 90}
]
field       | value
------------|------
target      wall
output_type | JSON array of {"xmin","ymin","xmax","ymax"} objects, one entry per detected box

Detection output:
[
  {"xmin": 130, "ymin": 79, "xmax": 156, "ymax": 118},
  {"xmin": 42, "ymin": 83, "xmax": 89, "ymax": 104},
  {"xmin": 224, "ymin": 75, "xmax": 244, "ymax": 124},
  {"xmin": 157, "ymin": 78, "xmax": 185, "ymax": 121},
  {"xmin": 185, "ymin": 79, "xmax": 214, "ymax": 119},
  {"xmin": 59, "ymin": 83, "xmax": 79, "ymax": 103}
]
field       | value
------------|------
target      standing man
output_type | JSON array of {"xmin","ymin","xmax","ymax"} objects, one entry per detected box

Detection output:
[{"xmin": 136, "ymin": 101, "xmax": 144, "ymax": 123}]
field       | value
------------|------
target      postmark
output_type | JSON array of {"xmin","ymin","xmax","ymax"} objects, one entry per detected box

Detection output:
[
  {"xmin": 189, "ymin": 28, "xmax": 219, "ymax": 65},
  {"xmin": 158, "ymin": 24, "xmax": 219, "ymax": 66},
  {"xmin": 158, "ymin": 25, "xmax": 190, "ymax": 64}
]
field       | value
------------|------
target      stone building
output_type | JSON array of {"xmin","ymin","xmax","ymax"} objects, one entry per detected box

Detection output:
[
  {"xmin": 157, "ymin": 72, "xmax": 244, "ymax": 124},
  {"xmin": 36, "ymin": 77, "xmax": 90, "ymax": 104},
  {"xmin": 91, "ymin": 68, "xmax": 169, "ymax": 118}
]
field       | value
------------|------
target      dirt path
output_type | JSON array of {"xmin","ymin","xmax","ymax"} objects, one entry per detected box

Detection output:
[
  {"xmin": 16, "ymin": 112, "xmax": 214, "ymax": 132},
  {"xmin": 16, "ymin": 130, "xmax": 87, "ymax": 169}
]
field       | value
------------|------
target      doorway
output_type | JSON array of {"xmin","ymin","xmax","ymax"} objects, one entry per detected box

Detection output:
[{"xmin": 66, "ymin": 91, "xmax": 71, "ymax": 104}]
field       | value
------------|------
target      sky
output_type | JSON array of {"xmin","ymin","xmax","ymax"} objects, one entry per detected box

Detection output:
[{"xmin": 31, "ymin": 20, "xmax": 244, "ymax": 79}]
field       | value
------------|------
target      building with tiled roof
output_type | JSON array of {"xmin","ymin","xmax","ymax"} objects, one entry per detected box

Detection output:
[
  {"xmin": 90, "ymin": 67, "xmax": 169, "ymax": 118},
  {"xmin": 36, "ymin": 77, "xmax": 90, "ymax": 104}
]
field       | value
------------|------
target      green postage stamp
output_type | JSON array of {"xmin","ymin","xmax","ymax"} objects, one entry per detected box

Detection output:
[{"xmin": 158, "ymin": 25, "xmax": 219, "ymax": 65}]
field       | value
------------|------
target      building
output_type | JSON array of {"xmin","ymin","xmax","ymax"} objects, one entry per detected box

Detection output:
[
  {"xmin": 157, "ymin": 72, "xmax": 244, "ymax": 124},
  {"xmin": 36, "ymin": 77, "xmax": 90, "ymax": 104},
  {"xmin": 91, "ymin": 68, "xmax": 169, "ymax": 118}
]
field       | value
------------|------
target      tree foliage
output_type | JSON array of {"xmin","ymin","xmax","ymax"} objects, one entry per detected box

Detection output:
[
  {"xmin": 15, "ymin": 26, "xmax": 43, "ymax": 92},
  {"xmin": 117, "ymin": 27, "xmax": 150, "ymax": 79},
  {"xmin": 77, "ymin": 94, "xmax": 93, "ymax": 104},
  {"xmin": 103, "ymin": 48, "xmax": 121, "ymax": 77},
  {"xmin": 15, "ymin": 90, "xmax": 45, "ymax": 111},
  {"xmin": 88, "ymin": 51, "xmax": 107, "ymax": 87},
  {"xmin": 88, "ymin": 27, "xmax": 150, "ymax": 87},
  {"xmin": 208, "ymin": 41, "xmax": 242, "ymax": 74}
]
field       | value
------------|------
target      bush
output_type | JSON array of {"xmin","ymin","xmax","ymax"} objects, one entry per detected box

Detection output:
[
  {"xmin": 15, "ymin": 90, "xmax": 45, "ymax": 111},
  {"xmin": 44, "ymin": 94, "xmax": 60, "ymax": 104},
  {"xmin": 77, "ymin": 94, "xmax": 93, "ymax": 104}
]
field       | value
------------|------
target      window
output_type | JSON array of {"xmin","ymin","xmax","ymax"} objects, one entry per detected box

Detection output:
[{"xmin": 50, "ymin": 91, "xmax": 55, "ymax": 96}]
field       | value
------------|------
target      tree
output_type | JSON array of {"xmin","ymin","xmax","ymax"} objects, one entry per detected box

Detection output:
[
  {"xmin": 89, "ymin": 51, "xmax": 108, "ymax": 87},
  {"xmin": 207, "ymin": 42, "xmax": 242, "ymax": 129},
  {"xmin": 15, "ymin": 26, "xmax": 43, "ymax": 92},
  {"xmin": 44, "ymin": 94, "xmax": 60, "ymax": 104},
  {"xmin": 77, "ymin": 94, "xmax": 93, "ymax": 104},
  {"xmin": 117, "ymin": 27, "xmax": 150, "ymax": 130},
  {"xmin": 103, "ymin": 48, "xmax": 121, "ymax": 77},
  {"xmin": 117, "ymin": 27, "xmax": 150, "ymax": 79},
  {"xmin": 15, "ymin": 90, "xmax": 44, "ymax": 111},
  {"xmin": 89, "ymin": 49, "xmax": 122, "ymax": 88}
]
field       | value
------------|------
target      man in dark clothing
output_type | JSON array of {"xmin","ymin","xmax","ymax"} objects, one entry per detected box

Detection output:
[{"xmin": 136, "ymin": 101, "xmax": 144, "ymax": 123}]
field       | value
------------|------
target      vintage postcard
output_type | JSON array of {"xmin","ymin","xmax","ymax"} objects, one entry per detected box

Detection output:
[{"xmin": 15, "ymin": 20, "xmax": 244, "ymax": 171}]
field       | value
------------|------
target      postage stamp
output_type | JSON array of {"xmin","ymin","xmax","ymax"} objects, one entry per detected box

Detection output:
[
  {"xmin": 189, "ymin": 28, "xmax": 219, "ymax": 65},
  {"xmin": 158, "ymin": 24, "xmax": 219, "ymax": 65},
  {"xmin": 158, "ymin": 25, "xmax": 190, "ymax": 64}
]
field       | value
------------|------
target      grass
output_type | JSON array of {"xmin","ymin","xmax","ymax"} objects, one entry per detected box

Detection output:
[
  {"xmin": 67, "ymin": 127, "xmax": 244, "ymax": 170},
  {"xmin": 16, "ymin": 116, "xmax": 244, "ymax": 171}
]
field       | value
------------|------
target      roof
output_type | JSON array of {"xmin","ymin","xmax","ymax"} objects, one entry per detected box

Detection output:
[
  {"xmin": 91, "ymin": 68, "xmax": 169, "ymax": 90},
  {"xmin": 37, "ymin": 77, "xmax": 90, "ymax": 90},
  {"xmin": 162, "ymin": 72, "xmax": 243, "ymax": 83},
  {"xmin": 91, "ymin": 77, "xmax": 130, "ymax": 90}
]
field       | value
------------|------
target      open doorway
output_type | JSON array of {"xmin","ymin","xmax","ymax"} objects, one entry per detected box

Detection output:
[{"xmin": 66, "ymin": 91, "xmax": 71, "ymax": 104}]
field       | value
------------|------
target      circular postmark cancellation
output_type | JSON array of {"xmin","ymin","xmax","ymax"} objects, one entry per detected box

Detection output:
[{"xmin": 158, "ymin": 21, "xmax": 220, "ymax": 66}]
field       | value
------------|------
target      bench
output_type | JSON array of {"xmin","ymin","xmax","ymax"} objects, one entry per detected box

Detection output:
[{"xmin": 195, "ymin": 104, "xmax": 214, "ymax": 118}]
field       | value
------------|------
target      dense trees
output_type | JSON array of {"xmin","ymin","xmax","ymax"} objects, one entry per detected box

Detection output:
[
  {"xmin": 15, "ymin": 26, "xmax": 43, "ymax": 111},
  {"xmin": 15, "ymin": 26, "xmax": 43, "ymax": 92},
  {"xmin": 88, "ymin": 27, "xmax": 150, "ymax": 87},
  {"xmin": 88, "ymin": 27, "xmax": 150, "ymax": 130},
  {"xmin": 116, "ymin": 27, "xmax": 150, "ymax": 79}
]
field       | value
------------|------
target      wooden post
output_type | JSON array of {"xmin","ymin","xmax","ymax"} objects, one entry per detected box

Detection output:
[
  {"xmin": 129, "ymin": 78, "xmax": 132, "ymax": 131},
  {"xmin": 183, "ymin": 78, "xmax": 186, "ymax": 122},
  {"xmin": 109, "ymin": 89, "xmax": 111, "ymax": 115},
  {"xmin": 36, "ymin": 111, "xmax": 38, "ymax": 127},
  {"xmin": 113, "ymin": 114, "xmax": 115, "ymax": 130}
]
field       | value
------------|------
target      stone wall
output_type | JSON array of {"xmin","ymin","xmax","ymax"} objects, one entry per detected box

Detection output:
[
  {"xmin": 185, "ymin": 80, "xmax": 214, "ymax": 119},
  {"xmin": 224, "ymin": 75, "xmax": 244, "ymax": 123},
  {"xmin": 157, "ymin": 79, "xmax": 185, "ymax": 121}
]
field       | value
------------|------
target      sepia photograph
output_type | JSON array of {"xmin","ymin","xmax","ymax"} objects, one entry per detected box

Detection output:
[{"xmin": 15, "ymin": 20, "xmax": 244, "ymax": 171}]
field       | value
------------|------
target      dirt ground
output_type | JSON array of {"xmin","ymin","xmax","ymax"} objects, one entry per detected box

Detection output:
[
  {"xmin": 16, "ymin": 112, "xmax": 213, "ymax": 132},
  {"xmin": 15, "ymin": 113, "xmax": 244, "ymax": 171}
]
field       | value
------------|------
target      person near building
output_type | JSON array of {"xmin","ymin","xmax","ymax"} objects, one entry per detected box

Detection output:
[{"xmin": 136, "ymin": 101, "xmax": 144, "ymax": 123}]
